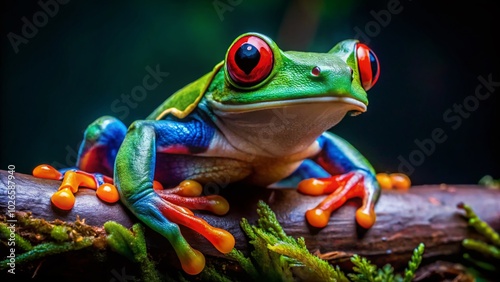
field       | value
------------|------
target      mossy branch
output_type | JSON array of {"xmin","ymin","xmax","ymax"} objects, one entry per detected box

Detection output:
[{"xmin": 2, "ymin": 171, "xmax": 500, "ymax": 280}]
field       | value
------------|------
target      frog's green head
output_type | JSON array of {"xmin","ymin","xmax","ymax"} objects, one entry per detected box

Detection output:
[{"xmin": 204, "ymin": 32, "xmax": 380, "ymax": 156}]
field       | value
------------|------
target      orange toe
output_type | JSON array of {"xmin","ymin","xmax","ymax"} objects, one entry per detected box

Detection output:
[
  {"xmin": 51, "ymin": 188, "xmax": 75, "ymax": 210},
  {"xmin": 33, "ymin": 164, "xmax": 62, "ymax": 180},
  {"xmin": 96, "ymin": 183, "xmax": 120, "ymax": 203},
  {"xmin": 305, "ymin": 208, "xmax": 331, "ymax": 228}
]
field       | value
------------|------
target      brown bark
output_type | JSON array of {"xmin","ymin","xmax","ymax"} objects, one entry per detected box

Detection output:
[{"xmin": 1, "ymin": 170, "xmax": 499, "ymax": 271}]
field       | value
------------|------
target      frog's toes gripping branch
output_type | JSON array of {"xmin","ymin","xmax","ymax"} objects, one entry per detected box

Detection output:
[
  {"xmin": 121, "ymin": 182, "xmax": 234, "ymax": 275},
  {"xmin": 33, "ymin": 164, "xmax": 119, "ymax": 210},
  {"xmin": 298, "ymin": 170, "xmax": 379, "ymax": 229},
  {"xmin": 153, "ymin": 179, "xmax": 234, "ymax": 254},
  {"xmin": 297, "ymin": 171, "xmax": 411, "ymax": 229},
  {"xmin": 155, "ymin": 180, "xmax": 230, "ymax": 216}
]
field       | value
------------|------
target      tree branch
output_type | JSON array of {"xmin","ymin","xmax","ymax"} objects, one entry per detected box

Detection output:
[{"xmin": 1, "ymin": 170, "xmax": 499, "ymax": 271}]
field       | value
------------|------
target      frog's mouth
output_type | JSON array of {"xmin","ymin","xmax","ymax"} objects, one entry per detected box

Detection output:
[
  {"xmin": 209, "ymin": 96, "xmax": 366, "ymax": 114},
  {"xmin": 207, "ymin": 96, "xmax": 367, "ymax": 157}
]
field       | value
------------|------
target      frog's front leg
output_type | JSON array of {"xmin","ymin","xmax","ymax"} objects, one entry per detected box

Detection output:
[
  {"xmin": 297, "ymin": 132, "xmax": 380, "ymax": 229},
  {"xmin": 115, "ymin": 119, "xmax": 235, "ymax": 275}
]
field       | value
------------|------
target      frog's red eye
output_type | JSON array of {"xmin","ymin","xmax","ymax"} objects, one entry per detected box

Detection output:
[
  {"xmin": 356, "ymin": 43, "xmax": 380, "ymax": 91},
  {"xmin": 226, "ymin": 35, "xmax": 273, "ymax": 87}
]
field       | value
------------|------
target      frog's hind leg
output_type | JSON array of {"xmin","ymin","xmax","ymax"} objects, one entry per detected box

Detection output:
[{"xmin": 33, "ymin": 116, "xmax": 127, "ymax": 209}]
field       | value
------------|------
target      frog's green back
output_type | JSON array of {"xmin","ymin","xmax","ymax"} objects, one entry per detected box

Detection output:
[{"xmin": 146, "ymin": 62, "xmax": 223, "ymax": 120}]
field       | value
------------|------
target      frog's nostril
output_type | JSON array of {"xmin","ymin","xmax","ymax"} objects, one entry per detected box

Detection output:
[
  {"xmin": 350, "ymin": 68, "xmax": 354, "ymax": 80},
  {"xmin": 311, "ymin": 66, "xmax": 321, "ymax": 77}
]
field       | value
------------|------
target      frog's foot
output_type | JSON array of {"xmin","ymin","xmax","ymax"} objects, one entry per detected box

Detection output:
[
  {"xmin": 132, "ymin": 180, "xmax": 234, "ymax": 274},
  {"xmin": 298, "ymin": 170, "xmax": 380, "ymax": 229},
  {"xmin": 154, "ymin": 180, "xmax": 231, "ymax": 215},
  {"xmin": 375, "ymin": 172, "xmax": 411, "ymax": 190},
  {"xmin": 33, "ymin": 164, "xmax": 119, "ymax": 210}
]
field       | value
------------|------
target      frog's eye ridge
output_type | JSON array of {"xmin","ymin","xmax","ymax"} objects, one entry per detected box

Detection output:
[
  {"xmin": 227, "ymin": 35, "xmax": 273, "ymax": 87},
  {"xmin": 356, "ymin": 43, "xmax": 380, "ymax": 91}
]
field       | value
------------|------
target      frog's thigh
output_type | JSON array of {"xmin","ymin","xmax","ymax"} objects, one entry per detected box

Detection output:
[
  {"xmin": 77, "ymin": 116, "xmax": 127, "ymax": 176},
  {"xmin": 270, "ymin": 159, "xmax": 330, "ymax": 188}
]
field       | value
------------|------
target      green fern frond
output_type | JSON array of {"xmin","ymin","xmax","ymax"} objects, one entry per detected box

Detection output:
[
  {"xmin": 375, "ymin": 264, "xmax": 396, "ymax": 282},
  {"xmin": 348, "ymin": 254, "xmax": 377, "ymax": 282},
  {"xmin": 227, "ymin": 248, "xmax": 260, "ymax": 279},
  {"xmin": 236, "ymin": 215, "xmax": 293, "ymax": 281},
  {"xmin": 199, "ymin": 264, "xmax": 233, "ymax": 282},
  {"xmin": 458, "ymin": 203, "xmax": 499, "ymax": 273},
  {"xmin": 462, "ymin": 239, "xmax": 500, "ymax": 259},
  {"xmin": 269, "ymin": 242, "xmax": 349, "ymax": 282},
  {"xmin": 458, "ymin": 203, "xmax": 500, "ymax": 247},
  {"xmin": 104, "ymin": 221, "xmax": 160, "ymax": 282},
  {"xmin": 232, "ymin": 201, "xmax": 349, "ymax": 281},
  {"xmin": 402, "ymin": 243, "xmax": 424, "ymax": 282},
  {"xmin": 255, "ymin": 201, "xmax": 297, "ymax": 245}
]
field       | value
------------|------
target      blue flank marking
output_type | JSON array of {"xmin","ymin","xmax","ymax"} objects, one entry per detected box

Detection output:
[{"xmin": 154, "ymin": 118, "xmax": 215, "ymax": 154}]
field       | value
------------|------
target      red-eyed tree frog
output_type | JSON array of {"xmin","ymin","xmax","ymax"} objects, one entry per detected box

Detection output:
[{"xmin": 33, "ymin": 32, "xmax": 398, "ymax": 275}]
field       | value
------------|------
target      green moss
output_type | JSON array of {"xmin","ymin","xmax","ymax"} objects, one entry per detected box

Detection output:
[
  {"xmin": 104, "ymin": 221, "xmax": 160, "ymax": 282},
  {"xmin": 225, "ymin": 200, "xmax": 424, "ymax": 282},
  {"xmin": 346, "ymin": 243, "xmax": 424, "ymax": 282},
  {"xmin": 226, "ymin": 201, "xmax": 350, "ymax": 281},
  {"xmin": 0, "ymin": 235, "xmax": 93, "ymax": 270},
  {"xmin": 402, "ymin": 243, "xmax": 425, "ymax": 282},
  {"xmin": 104, "ymin": 221, "xmax": 136, "ymax": 261},
  {"xmin": 199, "ymin": 264, "xmax": 233, "ymax": 282},
  {"xmin": 3, "ymin": 238, "xmax": 93, "ymax": 267},
  {"xmin": 348, "ymin": 255, "xmax": 377, "ymax": 282},
  {"xmin": 228, "ymin": 248, "xmax": 260, "ymax": 279},
  {"xmin": 0, "ymin": 212, "xmax": 102, "ymax": 271},
  {"xmin": 51, "ymin": 225, "xmax": 69, "ymax": 241},
  {"xmin": 0, "ymin": 222, "xmax": 33, "ymax": 251}
]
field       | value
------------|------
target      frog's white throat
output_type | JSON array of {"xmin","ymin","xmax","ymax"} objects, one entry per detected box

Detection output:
[{"xmin": 208, "ymin": 97, "xmax": 367, "ymax": 157}]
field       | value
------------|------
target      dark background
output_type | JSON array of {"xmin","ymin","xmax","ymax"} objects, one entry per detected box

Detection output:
[{"xmin": 1, "ymin": 0, "xmax": 499, "ymax": 186}]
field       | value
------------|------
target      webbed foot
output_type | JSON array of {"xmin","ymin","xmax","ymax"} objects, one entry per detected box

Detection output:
[
  {"xmin": 33, "ymin": 164, "xmax": 119, "ymax": 210},
  {"xmin": 298, "ymin": 169, "xmax": 380, "ymax": 229},
  {"xmin": 128, "ymin": 179, "xmax": 234, "ymax": 275}
]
